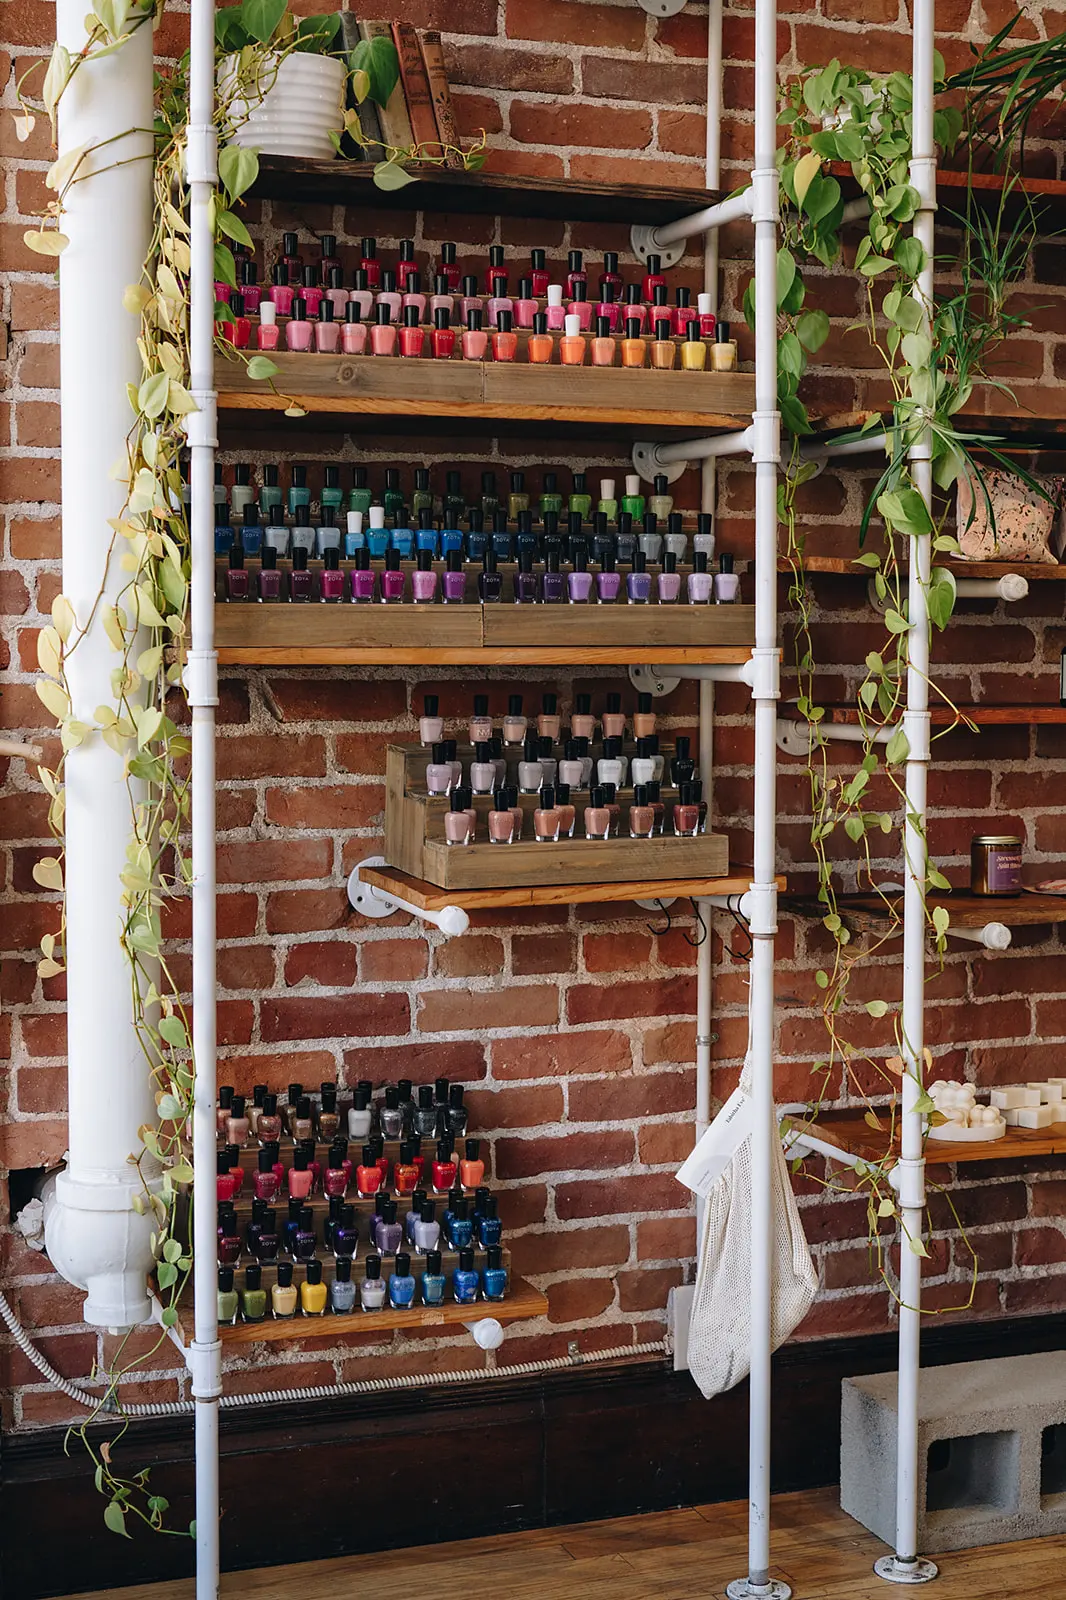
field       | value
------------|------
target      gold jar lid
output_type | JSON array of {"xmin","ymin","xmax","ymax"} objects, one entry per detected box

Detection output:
[{"xmin": 972, "ymin": 834, "xmax": 1022, "ymax": 846}]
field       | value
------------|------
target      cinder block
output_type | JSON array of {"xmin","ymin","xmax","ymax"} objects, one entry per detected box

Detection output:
[{"xmin": 841, "ymin": 1352, "xmax": 1066, "ymax": 1552}]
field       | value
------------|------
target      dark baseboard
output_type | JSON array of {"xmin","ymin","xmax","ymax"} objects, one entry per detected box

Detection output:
[{"xmin": 4, "ymin": 1310, "xmax": 1065, "ymax": 1599}]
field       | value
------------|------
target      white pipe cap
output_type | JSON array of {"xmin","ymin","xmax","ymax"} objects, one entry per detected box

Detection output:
[{"xmin": 466, "ymin": 1317, "xmax": 505, "ymax": 1350}]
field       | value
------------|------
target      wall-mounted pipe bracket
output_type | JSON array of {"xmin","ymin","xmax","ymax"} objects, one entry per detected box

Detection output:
[
  {"xmin": 630, "ymin": 224, "xmax": 687, "ymax": 271},
  {"xmin": 347, "ymin": 855, "xmax": 470, "ymax": 939},
  {"xmin": 465, "ymin": 1317, "xmax": 505, "ymax": 1350},
  {"xmin": 628, "ymin": 663, "xmax": 681, "ymax": 698},
  {"xmin": 777, "ymin": 718, "xmax": 892, "ymax": 757},
  {"xmin": 186, "ymin": 1337, "xmax": 223, "ymax": 1400},
  {"xmin": 954, "ymin": 573, "xmax": 1028, "ymax": 603},
  {"xmin": 631, "ymin": 188, "xmax": 754, "ymax": 265},
  {"xmin": 631, "ymin": 426, "xmax": 754, "ymax": 481},
  {"xmin": 630, "ymin": 442, "xmax": 688, "ymax": 484},
  {"xmin": 635, "ymin": 895, "xmax": 678, "ymax": 912}
]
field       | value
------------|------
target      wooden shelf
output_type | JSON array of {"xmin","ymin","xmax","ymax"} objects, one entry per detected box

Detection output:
[
  {"xmin": 796, "ymin": 1106, "xmax": 1066, "ymax": 1168},
  {"xmin": 831, "ymin": 162, "xmax": 1066, "ymax": 225},
  {"xmin": 782, "ymin": 703, "xmax": 1066, "ymax": 727},
  {"xmin": 170, "ymin": 1273, "xmax": 547, "ymax": 1347},
  {"xmin": 250, "ymin": 156, "xmax": 719, "ymax": 227},
  {"xmin": 216, "ymin": 642, "xmax": 752, "ymax": 667},
  {"xmin": 782, "ymin": 889, "xmax": 1066, "ymax": 933},
  {"xmin": 807, "ymin": 402, "xmax": 1066, "ymax": 449},
  {"xmin": 215, "ymin": 352, "xmax": 755, "ymax": 440},
  {"xmin": 361, "ymin": 862, "xmax": 777, "ymax": 912},
  {"xmin": 780, "ymin": 555, "xmax": 1066, "ymax": 581}
]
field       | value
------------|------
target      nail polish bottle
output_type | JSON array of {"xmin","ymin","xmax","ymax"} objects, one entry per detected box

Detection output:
[
  {"xmin": 641, "ymin": 252, "xmax": 666, "ymax": 304},
  {"xmin": 329, "ymin": 1254, "xmax": 357, "ymax": 1315},
  {"xmin": 320, "ymin": 1085, "xmax": 341, "ymax": 1142},
  {"xmin": 396, "ymin": 237, "xmax": 417, "ymax": 291},
  {"xmin": 651, "ymin": 330, "xmax": 677, "ymax": 370},
  {"xmin": 443, "ymin": 1083, "xmax": 467, "ymax": 1138},
  {"xmin": 324, "ymin": 265, "xmax": 347, "ymax": 316},
  {"xmin": 688, "ymin": 549, "xmax": 714, "ymax": 604},
  {"xmin": 621, "ymin": 314, "xmax": 646, "ymax": 368},
  {"xmin": 618, "ymin": 475, "xmax": 644, "ymax": 523},
  {"xmin": 515, "ymin": 546, "xmax": 540, "ymax": 604},
  {"xmin": 413, "ymin": 1198, "xmax": 440, "ymax": 1255},
  {"xmin": 346, "ymin": 1085, "xmax": 371, "ymax": 1142},
  {"xmin": 482, "ymin": 1245, "xmax": 508, "ymax": 1302},
  {"xmin": 453, "ymin": 1248, "xmax": 480, "ymax": 1306},
  {"xmin": 697, "ymin": 291, "xmax": 717, "ymax": 338},
  {"xmin": 217, "ymin": 1149, "xmax": 238, "ymax": 1204},
  {"xmin": 238, "ymin": 258, "xmax": 261, "ymax": 314},
  {"xmin": 553, "ymin": 779, "xmax": 572, "ymax": 836},
  {"xmin": 599, "ymin": 692, "xmax": 624, "ymax": 741},
  {"xmin": 371, "ymin": 301, "xmax": 397, "ymax": 356},
  {"xmin": 216, "ymin": 1084, "xmax": 234, "ymax": 1136},
  {"xmin": 622, "ymin": 282, "xmax": 647, "ymax": 332},
  {"xmin": 388, "ymin": 1250, "xmax": 416, "ymax": 1309},
  {"xmin": 217, "ymin": 1266, "xmax": 239, "ymax": 1325},
  {"xmin": 341, "ymin": 301, "xmax": 368, "ymax": 355},
  {"xmin": 442, "ymin": 787, "xmax": 473, "ymax": 846},
  {"xmin": 255, "ymin": 1210, "xmax": 279, "ymax": 1265},
  {"xmin": 405, "ymin": 1187, "xmax": 428, "ymax": 1243},
  {"xmin": 293, "ymin": 1207, "xmax": 316, "ymax": 1263},
  {"xmin": 264, "ymin": 1260, "xmax": 295, "ymax": 1320},
  {"xmin": 693, "ymin": 511, "xmax": 715, "ymax": 562},
  {"xmin": 680, "ymin": 318, "xmax": 707, "ymax": 371},
  {"xmin": 596, "ymin": 550, "xmax": 621, "ymax": 605},
  {"xmin": 522, "ymin": 245, "xmax": 547, "ymax": 296},
  {"xmin": 394, "ymin": 1141, "xmax": 420, "ymax": 1194},
  {"xmin": 513, "ymin": 277, "xmax": 538, "ymax": 329},
  {"xmin": 448, "ymin": 1197, "xmax": 474, "ymax": 1251},
  {"xmin": 486, "ymin": 275, "xmax": 513, "ymax": 329},
  {"xmin": 334, "ymin": 1205, "xmax": 359, "ymax": 1260},
  {"xmin": 298, "ymin": 264, "xmax": 323, "ymax": 319},
  {"xmin": 222, "ymin": 1093, "xmax": 248, "ymax": 1148},
  {"xmin": 377, "ymin": 1083, "xmax": 403, "ymax": 1139},
  {"xmin": 670, "ymin": 286, "xmax": 692, "ymax": 338},
  {"xmin": 360, "ymin": 1253, "xmax": 387, "ymax": 1311},
  {"xmin": 673, "ymin": 781, "xmax": 701, "ymax": 837},
  {"xmin": 421, "ymin": 1248, "xmax": 446, "ymax": 1307},
  {"xmin": 460, "ymin": 274, "xmax": 483, "ymax": 322},
  {"xmin": 412, "ymin": 548, "xmax": 438, "ymax": 604},
  {"xmin": 566, "ymin": 542, "xmax": 592, "ymax": 604},
  {"xmin": 299, "ymin": 1258, "xmax": 327, "ymax": 1316},
  {"xmin": 614, "ymin": 511, "xmax": 635, "ymax": 565},
  {"xmin": 239, "ymin": 1264, "xmax": 267, "ymax": 1324},
  {"xmin": 225, "ymin": 543, "xmax": 248, "ymax": 602},
  {"xmin": 438, "ymin": 241, "xmax": 461, "ymax": 291},
  {"xmin": 590, "ymin": 314, "xmax": 615, "ymax": 367},
  {"xmin": 268, "ymin": 263, "xmax": 294, "ymax": 316},
  {"xmin": 414, "ymin": 693, "xmax": 442, "ymax": 748},
  {"xmin": 400, "ymin": 303, "xmax": 426, "ymax": 359},
  {"xmin": 566, "ymin": 248, "xmax": 586, "ymax": 298},
  {"xmin": 252, "ymin": 1146, "xmax": 279, "ymax": 1204},
  {"xmin": 534, "ymin": 784, "xmax": 562, "ymax": 842},
  {"xmin": 598, "ymin": 736, "xmax": 626, "ymax": 789},
  {"xmin": 596, "ymin": 281, "xmax": 621, "ymax": 332},
  {"xmin": 218, "ymin": 291, "xmax": 251, "ymax": 348},
  {"xmin": 478, "ymin": 547, "xmax": 502, "ymax": 603},
  {"xmin": 715, "ymin": 552, "xmax": 740, "ymax": 603},
  {"xmin": 432, "ymin": 1139, "xmax": 458, "ymax": 1192},
  {"xmin": 368, "ymin": 1193, "xmax": 387, "ymax": 1252},
  {"xmin": 346, "ymin": 546, "xmax": 373, "ymax": 604},
  {"xmin": 223, "ymin": 1144, "xmax": 244, "ymax": 1199},
  {"xmin": 253, "ymin": 298, "xmax": 280, "ymax": 353},
  {"xmin": 379, "ymin": 547, "xmax": 405, "ymax": 604},
  {"xmin": 567, "ymin": 280, "xmax": 594, "ymax": 330},
  {"xmin": 435, "ymin": 547, "xmax": 464, "ymax": 604},
  {"xmin": 559, "ymin": 740, "xmax": 585, "ymax": 791},
  {"xmin": 280, "ymin": 1198, "xmax": 302, "ymax": 1258},
  {"xmin": 671, "ymin": 735, "xmax": 695, "ymax": 787},
  {"xmin": 285, "ymin": 296, "xmax": 312, "ymax": 351},
  {"xmin": 485, "ymin": 243, "xmax": 507, "ymax": 294},
  {"xmin": 323, "ymin": 1144, "xmax": 349, "ymax": 1200},
  {"xmin": 491, "ymin": 308, "xmax": 517, "ymax": 361},
  {"xmin": 257, "ymin": 1101, "xmax": 282, "ymax": 1158},
  {"xmin": 528, "ymin": 310, "xmax": 553, "ymax": 364},
  {"xmin": 571, "ymin": 692, "xmax": 596, "ymax": 743},
  {"xmin": 426, "ymin": 742, "xmax": 453, "ymax": 796},
  {"xmin": 636, "ymin": 512, "xmax": 661, "ymax": 568},
  {"xmin": 217, "ymin": 1206, "xmax": 241, "ymax": 1266},
  {"xmin": 458, "ymin": 1137, "xmax": 484, "ymax": 1190},
  {"xmin": 441, "ymin": 1184, "xmax": 464, "ymax": 1239},
  {"xmin": 627, "ymin": 548, "xmax": 652, "ymax": 604},
  {"xmin": 377, "ymin": 1199, "xmax": 402, "ymax": 1257},
  {"xmin": 629, "ymin": 784, "xmax": 656, "ymax": 839},
  {"xmin": 584, "ymin": 784, "xmax": 611, "ymax": 840},
  {"xmin": 712, "ymin": 320, "xmax": 738, "ymax": 371},
  {"xmin": 279, "ymin": 233, "xmax": 302, "ymax": 280},
  {"xmin": 502, "ymin": 693, "xmax": 527, "ymax": 746},
  {"xmin": 488, "ymin": 788, "xmax": 516, "ymax": 845},
  {"xmin": 559, "ymin": 312, "xmax": 586, "ymax": 366},
  {"xmin": 356, "ymin": 1143, "xmax": 383, "ymax": 1198},
  {"xmin": 462, "ymin": 306, "xmax": 488, "ymax": 362},
  {"xmin": 545, "ymin": 283, "xmax": 566, "ymax": 330},
  {"xmin": 430, "ymin": 273, "xmax": 454, "ymax": 322},
  {"xmin": 431, "ymin": 306, "xmax": 455, "ymax": 360}
]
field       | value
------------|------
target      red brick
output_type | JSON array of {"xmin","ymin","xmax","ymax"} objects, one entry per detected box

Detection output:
[
  {"xmin": 343, "ymin": 1039, "xmax": 487, "ymax": 1084},
  {"xmin": 359, "ymin": 939, "xmax": 428, "ymax": 983},
  {"xmin": 15, "ymin": 341, "xmax": 60, "ymax": 389},
  {"xmin": 569, "ymin": 1071, "xmax": 692, "ymax": 1124},
  {"xmin": 657, "ymin": 108, "xmax": 707, "ymax": 160},
  {"xmin": 9, "ymin": 515, "xmax": 61, "ymax": 560},
  {"xmin": 506, "ymin": 0, "xmax": 645, "ymax": 49},
  {"xmin": 509, "ymin": 1225, "xmax": 630, "ymax": 1277},
  {"xmin": 547, "ymin": 1277, "xmax": 615, "ymax": 1324},
  {"xmin": 1031, "ymin": 1180, "xmax": 1066, "ymax": 1218},
  {"xmin": 2, "ymin": 1332, "xmax": 97, "ymax": 1391},
  {"xmin": 218, "ymin": 1050, "xmax": 336, "ymax": 1097},
  {"xmin": 433, "ymin": 934, "xmax": 504, "ymax": 979},
  {"xmin": 417, "ymin": 984, "xmax": 558, "ymax": 1033},
  {"xmin": 494, "ymin": 1129, "xmax": 634, "ymax": 1179},
  {"xmin": 642, "ymin": 1018, "xmax": 697, "ymax": 1066},
  {"xmin": 1004, "ymin": 1273, "xmax": 1066, "ymax": 1315},
  {"xmin": 283, "ymin": 941, "xmax": 357, "ymax": 988},
  {"xmin": 265, "ymin": 888, "xmax": 349, "ymax": 934},
  {"xmin": 216, "ymin": 736, "xmax": 326, "ymax": 781},
  {"xmin": 16, "ymin": 1064, "xmax": 66, "ymax": 1114},
  {"xmin": 265, "ymin": 783, "xmax": 381, "ymax": 830},
  {"xmin": 617, "ymin": 1265, "xmax": 683, "ymax": 1312},
  {"xmin": 218, "ymin": 838, "xmax": 332, "ymax": 886},
  {"xmin": 452, "ymin": 91, "xmax": 504, "ymax": 139},
  {"xmin": 492, "ymin": 1029, "xmax": 633, "ymax": 1079},
  {"xmin": 794, "ymin": 1290, "xmax": 894, "ymax": 1340},
  {"xmin": 444, "ymin": 42, "xmax": 575, "ymax": 94},
  {"xmin": 927, "ymin": 1182, "xmax": 1028, "ymax": 1232},
  {"xmin": 582, "ymin": 931, "xmax": 654, "ymax": 973},
  {"xmin": 0, "ymin": 1119, "xmax": 66, "ymax": 1168},
  {"xmin": 1016, "ymin": 1225, "xmax": 1066, "ymax": 1267},
  {"xmin": 511, "ymin": 932, "xmax": 575, "ymax": 975},
  {"xmin": 464, "ymin": 1083, "xmax": 564, "ymax": 1129},
  {"xmin": 567, "ymin": 975, "xmax": 695, "ymax": 1025},
  {"xmin": 556, "ymin": 1174, "xmax": 688, "ymax": 1220},
  {"xmin": 511, "ymin": 101, "xmax": 652, "ymax": 151},
  {"xmin": 16, "ymin": 1277, "xmax": 85, "ymax": 1329},
  {"xmin": 16, "ymin": 401, "xmax": 59, "ymax": 449},
  {"xmin": 260, "ymin": 993, "xmax": 409, "ymax": 1043},
  {"xmin": 639, "ymin": 1122, "xmax": 695, "ymax": 1165},
  {"xmin": 269, "ymin": 679, "xmax": 407, "ymax": 724},
  {"xmin": 10, "ymin": 280, "xmax": 57, "ymax": 330},
  {"xmin": 20, "ymin": 1012, "xmax": 65, "ymax": 1057},
  {"xmin": 334, "ymin": 732, "xmax": 394, "ymax": 774},
  {"xmin": 217, "ymin": 943, "xmax": 275, "ymax": 990},
  {"xmin": 164, "ymin": 891, "xmax": 257, "ymax": 940}
]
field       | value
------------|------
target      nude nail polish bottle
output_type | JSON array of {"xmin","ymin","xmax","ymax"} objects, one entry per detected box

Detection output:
[
  {"xmin": 488, "ymin": 790, "xmax": 516, "ymax": 844},
  {"xmin": 341, "ymin": 301, "xmax": 368, "ymax": 354},
  {"xmin": 272, "ymin": 1261, "xmax": 297, "ymax": 1319},
  {"xmin": 446, "ymin": 787, "xmax": 475, "ymax": 846},
  {"xmin": 711, "ymin": 320, "xmax": 738, "ymax": 370},
  {"xmin": 370, "ymin": 302, "xmax": 397, "ymax": 356},
  {"xmin": 584, "ymin": 784, "xmax": 611, "ymax": 840},
  {"xmin": 534, "ymin": 784, "xmax": 562, "ymax": 842}
]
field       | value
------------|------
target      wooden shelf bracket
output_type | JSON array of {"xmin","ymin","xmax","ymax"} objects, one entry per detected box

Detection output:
[{"xmin": 347, "ymin": 854, "xmax": 471, "ymax": 939}]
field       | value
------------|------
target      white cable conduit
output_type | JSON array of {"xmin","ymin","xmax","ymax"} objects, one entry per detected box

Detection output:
[
  {"xmin": 44, "ymin": 0, "xmax": 160, "ymax": 1330},
  {"xmin": 0, "ymin": 1290, "xmax": 666, "ymax": 1415}
]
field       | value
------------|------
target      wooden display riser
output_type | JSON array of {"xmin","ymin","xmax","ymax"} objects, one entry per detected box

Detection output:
[
  {"xmin": 170, "ymin": 1273, "xmax": 546, "ymax": 1347},
  {"xmin": 223, "ymin": 1188, "xmax": 489, "ymax": 1216}
]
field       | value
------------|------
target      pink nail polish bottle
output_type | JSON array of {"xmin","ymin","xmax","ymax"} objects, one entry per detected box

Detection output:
[
  {"xmin": 445, "ymin": 787, "xmax": 474, "ymax": 845},
  {"xmin": 412, "ymin": 548, "xmax": 439, "ymax": 603},
  {"xmin": 370, "ymin": 303, "xmax": 397, "ymax": 356},
  {"xmin": 325, "ymin": 266, "xmax": 348, "ymax": 316},
  {"xmin": 623, "ymin": 283, "xmax": 647, "ymax": 331},
  {"xmin": 658, "ymin": 549, "xmax": 681, "ymax": 604},
  {"xmin": 459, "ymin": 275, "xmax": 484, "ymax": 324},
  {"xmin": 545, "ymin": 284, "xmax": 566, "ymax": 331},
  {"xmin": 402, "ymin": 270, "xmax": 427, "ymax": 323},
  {"xmin": 349, "ymin": 267, "xmax": 374, "ymax": 320},
  {"xmin": 341, "ymin": 303, "xmax": 368, "ymax": 354},
  {"xmin": 315, "ymin": 300, "xmax": 340, "ymax": 352},
  {"xmin": 567, "ymin": 280, "xmax": 594, "ymax": 330},
  {"xmin": 381, "ymin": 547, "xmax": 406, "ymax": 603},
  {"xmin": 268, "ymin": 262, "xmax": 294, "ymax": 316},
  {"xmin": 688, "ymin": 550, "xmax": 714, "ymax": 604},
  {"xmin": 285, "ymin": 297, "xmax": 312, "ymax": 351},
  {"xmin": 488, "ymin": 789, "xmax": 516, "ymax": 845},
  {"xmin": 319, "ymin": 546, "xmax": 344, "ymax": 603},
  {"xmin": 462, "ymin": 308, "xmax": 488, "ymax": 361},
  {"xmin": 377, "ymin": 269, "xmax": 402, "ymax": 322},
  {"xmin": 301, "ymin": 264, "xmax": 324, "ymax": 318},
  {"xmin": 350, "ymin": 548, "xmax": 376, "ymax": 603},
  {"xmin": 513, "ymin": 277, "xmax": 538, "ymax": 329},
  {"xmin": 256, "ymin": 300, "xmax": 280, "ymax": 350},
  {"xmin": 486, "ymin": 275, "xmax": 513, "ymax": 330},
  {"xmin": 238, "ymin": 257, "xmax": 261, "ymax": 313}
]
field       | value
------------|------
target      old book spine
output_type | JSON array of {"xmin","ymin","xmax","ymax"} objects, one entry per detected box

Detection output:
[
  {"xmin": 339, "ymin": 12, "xmax": 381, "ymax": 153},
  {"xmin": 420, "ymin": 29, "xmax": 463, "ymax": 168},
  {"xmin": 392, "ymin": 22, "xmax": 440, "ymax": 152},
  {"xmin": 358, "ymin": 18, "xmax": 413, "ymax": 149}
]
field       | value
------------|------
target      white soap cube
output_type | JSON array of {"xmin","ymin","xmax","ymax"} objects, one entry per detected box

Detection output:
[
  {"xmin": 1047, "ymin": 1078, "xmax": 1066, "ymax": 1088},
  {"xmin": 991, "ymin": 1087, "xmax": 1030, "ymax": 1110},
  {"xmin": 1002, "ymin": 1108, "xmax": 1021, "ymax": 1125},
  {"xmin": 1016, "ymin": 1103, "xmax": 1054, "ymax": 1129},
  {"xmin": 1029, "ymin": 1082, "xmax": 1065, "ymax": 1103}
]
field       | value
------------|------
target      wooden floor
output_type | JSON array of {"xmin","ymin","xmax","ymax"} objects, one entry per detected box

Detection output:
[{"xmin": 71, "ymin": 1486, "xmax": 1066, "ymax": 1600}]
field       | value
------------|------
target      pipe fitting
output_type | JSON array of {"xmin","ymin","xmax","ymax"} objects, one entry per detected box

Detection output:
[{"xmin": 42, "ymin": 1168, "xmax": 158, "ymax": 1330}]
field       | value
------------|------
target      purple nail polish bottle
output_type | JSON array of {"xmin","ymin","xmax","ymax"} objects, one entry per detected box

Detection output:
[
  {"xmin": 381, "ymin": 547, "xmax": 406, "ymax": 604},
  {"xmin": 442, "ymin": 548, "xmax": 467, "ymax": 603},
  {"xmin": 626, "ymin": 548, "xmax": 652, "ymax": 605},
  {"xmin": 542, "ymin": 543, "xmax": 566, "ymax": 603},
  {"xmin": 596, "ymin": 549, "xmax": 621, "ymax": 604},
  {"xmin": 350, "ymin": 547, "xmax": 376, "ymax": 603}
]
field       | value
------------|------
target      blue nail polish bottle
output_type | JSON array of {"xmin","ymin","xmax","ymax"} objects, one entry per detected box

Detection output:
[
  {"xmin": 478, "ymin": 1194, "xmax": 502, "ymax": 1247},
  {"xmin": 421, "ymin": 1248, "xmax": 446, "ymax": 1307},
  {"xmin": 388, "ymin": 1250, "xmax": 416, "ymax": 1309},
  {"xmin": 440, "ymin": 522, "xmax": 464, "ymax": 558},
  {"xmin": 390, "ymin": 508, "xmax": 414, "ymax": 560},
  {"xmin": 448, "ymin": 1198, "xmax": 474, "ymax": 1251},
  {"xmin": 240, "ymin": 502, "xmax": 262, "ymax": 556},
  {"xmin": 366, "ymin": 505, "xmax": 390, "ymax": 560},
  {"xmin": 440, "ymin": 1184, "xmax": 463, "ymax": 1239},
  {"xmin": 345, "ymin": 510, "xmax": 365, "ymax": 558},
  {"xmin": 452, "ymin": 1247, "xmax": 480, "ymax": 1305},
  {"xmin": 282, "ymin": 1198, "xmax": 303, "ymax": 1257},
  {"xmin": 214, "ymin": 506, "xmax": 235, "ymax": 556},
  {"xmin": 466, "ymin": 509, "xmax": 487, "ymax": 562},
  {"xmin": 415, "ymin": 509, "xmax": 439, "ymax": 557},
  {"xmin": 482, "ymin": 1244, "xmax": 508, "ymax": 1302}
]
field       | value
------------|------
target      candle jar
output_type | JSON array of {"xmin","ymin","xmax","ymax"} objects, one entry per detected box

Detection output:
[{"xmin": 971, "ymin": 834, "xmax": 1023, "ymax": 895}]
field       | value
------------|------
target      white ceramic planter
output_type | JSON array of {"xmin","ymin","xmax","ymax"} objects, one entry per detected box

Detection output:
[{"xmin": 220, "ymin": 51, "xmax": 345, "ymax": 161}]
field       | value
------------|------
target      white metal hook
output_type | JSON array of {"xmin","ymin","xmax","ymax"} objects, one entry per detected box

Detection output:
[{"xmin": 347, "ymin": 855, "xmax": 470, "ymax": 939}]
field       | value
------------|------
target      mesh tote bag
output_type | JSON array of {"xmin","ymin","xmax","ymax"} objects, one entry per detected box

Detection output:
[{"xmin": 686, "ymin": 1067, "xmax": 818, "ymax": 1399}]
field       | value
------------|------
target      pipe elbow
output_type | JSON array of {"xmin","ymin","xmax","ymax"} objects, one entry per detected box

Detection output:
[{"xmin": 42, "ymin": 1167, "xmax": 157, "ymax": 1331}]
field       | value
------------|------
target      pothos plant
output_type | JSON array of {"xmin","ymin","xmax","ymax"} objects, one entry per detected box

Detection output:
[
  {"xmin": 757, "ymin": 58, "xmax": 1040, "ymax": 1287},
  {"xmin": 13, "ymin": 0, "xmax": 483, "ymax": 1539}
]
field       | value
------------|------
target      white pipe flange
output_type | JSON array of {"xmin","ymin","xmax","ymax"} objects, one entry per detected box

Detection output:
[
  {"xmin": 629, "ymin": 663, "xmax": 681, "ymax": 698},
  {"xmin": 726, "ymin": 1581, "xmax": 792, "ymax": 1599},
  {"xmin": 347, "ymin": 854, "xmax": 471, "ymax": 938},
  {"xmin": 635, "ymin": 896, "xmax": 678, "ymax": 912},
  {"xmin": 874, "ymin": 1556, "xmax": 938, "ymax": 1585},
  {"xmin": 630, "ymin": 224, "xmax": 687, "ymax": 270},
  {"xmin": 466, "ymin": 1317, "xmax": 505, "ymax": 1350},
  {"xmin": 631, "ymin": 441, "xmax": 688, "ymax": 484}
]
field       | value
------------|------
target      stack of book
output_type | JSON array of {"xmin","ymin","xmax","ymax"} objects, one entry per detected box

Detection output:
[{"xmin": 340, "ymin": 17, "xmax": 463, "ymax": 165}]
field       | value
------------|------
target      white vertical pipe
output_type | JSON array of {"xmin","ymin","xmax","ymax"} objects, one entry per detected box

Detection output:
[
  {"xmin": 45, "ymin": 0, "xmax": 159, "ymax": 1330},
  {"xmin": 737, "ymin": 0, "xmax": 781, "ymax": 1579},
  {"xmin": 186, "ymin": 0, "xmax": 221, "ymax": 1590},
  {"xmin": 891, "ymin": 0, "xmax": 935, "ymax": 1576}
]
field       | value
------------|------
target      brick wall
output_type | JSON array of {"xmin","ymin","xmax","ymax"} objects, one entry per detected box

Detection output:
[{"xmin": 3, "ymin": 0, "xmax": 1066, "ymax": 1432}]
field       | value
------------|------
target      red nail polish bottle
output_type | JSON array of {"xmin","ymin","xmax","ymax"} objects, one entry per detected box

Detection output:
[
  {"xmin": 431, "ymin": 306, "xmax": 455, "ymax": 360},
  {"xmin": 432, "ymin": 1138, "xmax": 458, "ymax": 1193},
  {"xmin": 253, "ymin": 1147, "xmax": 280, "ymax": 1203},
  {"xmin": 357, "ymin": 1143, "xmax": 383, "ymax": 1197},
  {"xmin": 217, "ymin": 1149, "xmax": 238, "ymax": 1204},
  {"xmin": 400, "ymin": 302, "xmax": 427, "ymax": 358}
]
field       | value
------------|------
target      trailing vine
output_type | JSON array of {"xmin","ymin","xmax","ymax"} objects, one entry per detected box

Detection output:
[{"xmin": 761, "ymin": 59, "xmax": 1040, "ymax": 1288}]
